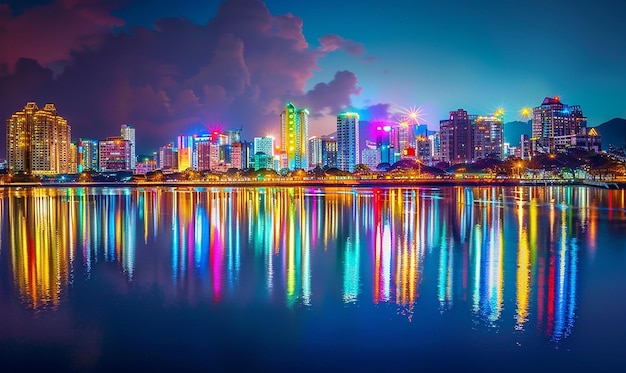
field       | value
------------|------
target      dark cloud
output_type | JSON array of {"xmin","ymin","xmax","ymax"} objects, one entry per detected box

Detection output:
[
  {"xmin": 302, "ymin": 71, "xmax": 362, "ymax": 116},
  {"xmin": 0, "ymin": 0, "xmax": 125, "ymax": 70},
  {"xmin": 0, "ymin": 0, "xmax": 366, "ymax": 154}
]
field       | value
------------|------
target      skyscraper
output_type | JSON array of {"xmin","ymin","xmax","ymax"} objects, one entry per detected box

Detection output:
[
  {"xmin": 337, "ymin": 112, "xmax": 360, "ymax": 172},
  {"xmin": 440, "ymin": 109, "xmax": 474, "ymax": 164},
  {"xmin": 280, "ymin": 102, "xmax": 309, "ymax": 170},
  {"xmin": 6, "ymin": 102, "xmax": 71, "ymax": 175},
  {"xmin": 532, "ymin": 96, "xmax": 587, "ymax": 153},
  {"xmin": 120, "ymin": 124, "xmax": 136, "ymax": 170}
]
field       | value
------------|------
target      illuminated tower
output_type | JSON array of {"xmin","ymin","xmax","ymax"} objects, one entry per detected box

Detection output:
[
  {"xmin": 337, "ymin": 112, "xmax": 360, "ymax": 172},
  {"xmin": 159, "ymin": 143, "xmax": 176, "ymax": 170},
  {"xmin": 532, "ymin": 96, "xmax": 587, "ymax": 153},
  {"xmin": 280, "ymin": 102, "xmax": 309, "ymax": 170},
  {"xmin": 6, "ymin": 102, "xmax": 72, "ymax": 175},
  {"xmin": 120, "ymin": 124, "xmax": 136, "ymax": 170},
  {"xmin": 6, "ymin": 102, "xmax": 37, "ymax": 174}
]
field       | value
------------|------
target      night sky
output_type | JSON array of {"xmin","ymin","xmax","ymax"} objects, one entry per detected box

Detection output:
[{"xmin": 1, "ymin": 0, "xmax": 624, "ymax": 155}]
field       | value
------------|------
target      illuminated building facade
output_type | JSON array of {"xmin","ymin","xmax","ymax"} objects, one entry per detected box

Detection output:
[
  {"xmin": 532, "ymin": 96, "xmax": 587, "ymax": 153},
  {"xmin": 158, "ymin": 143, "xmax": 176, "ymax": 170},
  {"xmin": 440, "ymin": 109, "xmax": 474, "ymax": 165},
  {"xmin": 177, "ymin": 135, "xmax": 193, "ymax": 171},
  {"xmin": 78, "ymin": 138, "xmax": 99, "ymax": 172},
  {"xmin": 396, "ymin": 121, "xmax": 411, "ymax": 158},
  {"xmin": 308, "ymin": 136, "xmax": 324, "ymax": 169},
  {"xmin": 322, "ymin": 135, "xmax": 338, "ymax": 169},
  {"xmin": 68, "ymin": 142, "xmax": 78, "ymax": 174},
  {"xmin": 120, "ymin": 124, "xmax": 136, "ymax": 170},
  {"xmin": 473, "ymin": 115, "xmax": 504, "ymax": 160},
  {"xmin": 416, "ymin": 135, "xmax": 431, "ymax": 163},
  {"xmin": 376, "ymin": 125, "xmax": 393, "ymax": 165},
  {"xmin": 99, "ymin": 136, "xmax": 132, "ymax": 171},
  {"xmin": 254, "ymin": 136, "xmax": 275, "ymax": 158},
  {"xmin": 337, "ymin": 112, "xmax": 360, "ymax": 172},
  {"xmin": 6, "ymin": 102, "xmax": 72, "ymax": 175},
  {"xmin": 280, "ymin": 102, "xmax": 309, "ymax": 170},
  {"xmin": 361, "ymin": 140, "xmax": 380, "ymax": 170}
]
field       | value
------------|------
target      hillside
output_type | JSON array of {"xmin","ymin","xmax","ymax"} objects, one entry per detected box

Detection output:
[
  {"xmin": 504, "ymin": 120, "xmax": 532, "ymax": 146},
  {"xmin": 593, "ymin": 118, "xmax": 626, "ymax": 150}
]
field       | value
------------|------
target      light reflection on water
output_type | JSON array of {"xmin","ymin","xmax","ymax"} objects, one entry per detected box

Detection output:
[{"xmin": 1, "ymin": 186, "xmax": 626, "ymax": 354}]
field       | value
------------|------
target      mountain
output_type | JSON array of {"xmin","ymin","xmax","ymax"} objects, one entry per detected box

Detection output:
[
  {"xmin": 504, "ymin": 120, "xmax": 532, "ymax": 146},
  {"xmin": 592, "ymin": 118, "xmax": 626, "ymax": 150}
]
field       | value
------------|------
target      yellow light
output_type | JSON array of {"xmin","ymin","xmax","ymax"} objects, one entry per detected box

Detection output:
[{"xmin": 519, "ymin": 107, "xmax": 531, "ymax": 119}]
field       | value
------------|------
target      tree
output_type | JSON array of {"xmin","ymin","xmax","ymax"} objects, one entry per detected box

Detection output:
[{"xmin": 353, "ymin": 164, "xmax": 371, "ymax": 174}]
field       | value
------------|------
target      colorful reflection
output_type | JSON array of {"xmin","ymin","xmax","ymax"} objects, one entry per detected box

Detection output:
[{"xmin": 2, "ymin": 185, "xmax": 622, "ymax": 343}]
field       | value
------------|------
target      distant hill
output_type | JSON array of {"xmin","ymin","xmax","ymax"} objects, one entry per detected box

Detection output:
[
  {"xmin": 504, "ymin": 120, "xmax": 532, "ymax": 146},
  {"xmin": 593, "ymin": 118, "xmax": 626, "ymax": 150}
]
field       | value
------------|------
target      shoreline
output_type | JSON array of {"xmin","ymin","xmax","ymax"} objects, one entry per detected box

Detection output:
[{"xmin": 2, "ymin": 178, "xmax": 623, "ymax": 189}]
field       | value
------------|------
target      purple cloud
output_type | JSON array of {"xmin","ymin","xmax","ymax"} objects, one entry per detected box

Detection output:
[
  {"xmin": 318, "ymin": 34, "xmax": 365, "ymax": 56},
  {"xmin": 0, "ymin": 0, "xmax": 367, "ymax": 154}
]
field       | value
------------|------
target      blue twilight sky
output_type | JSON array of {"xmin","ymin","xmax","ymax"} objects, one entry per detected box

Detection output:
[{"xmin": 0, "ymin": 0, "xmax": 624, "ymax": 153}]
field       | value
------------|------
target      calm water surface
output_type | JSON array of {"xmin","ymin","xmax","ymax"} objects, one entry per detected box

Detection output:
[{"xmin": 1, "ymin": 186, "xmax": 626, "ymax": 371}]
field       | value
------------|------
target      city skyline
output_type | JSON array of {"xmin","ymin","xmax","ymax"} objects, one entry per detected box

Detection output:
[{"xmin": 0, "ymin": 0, "xmax": 624, "ymax": 156}]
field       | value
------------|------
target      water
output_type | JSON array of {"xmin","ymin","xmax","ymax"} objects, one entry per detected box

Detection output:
[{"xmin": 1, "ymin": 186, "xmax": 626, "ymax": 371}]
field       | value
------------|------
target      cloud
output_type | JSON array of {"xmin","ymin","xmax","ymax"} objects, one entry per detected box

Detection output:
[
  {"xmin": 302, "ymin": 70, "xmax": 362, "ymax": 116},
  {"xmin": 0, "ymin": 0, "xmax": 365, "ymax": 154},
  {"xmin": 318, "ymin": 34, "xmax": 365, "ymax": 56},
  {"xmin": 0, "ymin": 0, "xmax": 125, "ymax": 70}
]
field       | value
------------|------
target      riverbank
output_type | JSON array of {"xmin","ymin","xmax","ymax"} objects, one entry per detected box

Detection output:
[
  {"xmin": 0, "ymin": 178, "xmax": 591, "ymax": 188},
  {"xmin": 2, "ymin": 177, "xmax": 625, "ymax": 189}
]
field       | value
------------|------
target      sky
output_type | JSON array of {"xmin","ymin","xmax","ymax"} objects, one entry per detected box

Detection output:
[{"xmin": 1, "ymin": 0, "xmax": 625, "ymax": 155}]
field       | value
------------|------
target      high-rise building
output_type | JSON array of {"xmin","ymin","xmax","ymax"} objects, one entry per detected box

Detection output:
[
  {"xmin": 194, "ymin": 134, "xmax": 212, "ymax": 171},
  {"xmin": 440, "ymin": 109, "xmax": 474, "ymax": 164},
  {"xmin": 120, "ymin": 124, "xmax": 136, "ymax": 170},
  {"xmin": 99, "ymin": 136, "xmax": 132, "ymax": 172},
  {"xmin": 231, "ymin": 142, "xmax": 243, "ymax": 170},
  {"xmin": 254, "ymin": 136, "xmax": 275, "ymax": 158},
  {"xmin": 6, "ymin": 102, "xmax": 72, "ymax": 175},
  {"xmin": 177, "ymin": 135, "xmax": 193, "ymax": 171},
  {"xmin": 375, "ymin": 124, "xmax": 393, "ymax": 165},
  {"xmin": 473, "ymin": 115, "xmax": 504, "ymax": 160},
  {"xmin": 361, "ymin": 140, "xmax": 380, "ymax": 170},
  {"xmin": 396, "ymin": 121, "xmax": 411, "ymax": 158},
  {"xmin": 322, "ymin": 135, "xmax": 338, "ymax": 169},
  {"xmin": 158, "ymin": 143, "xmax": 176, "ymax": 170},
  {"xmin": 280, "ymin": 102, "xmax": 309, "ymax": 170},
  {"xmin": 308, "ymin": 136, "xmax": 324, "ymax": 168},
  {"xmin": 532, "ymin": 96, "xmax": 587, "ymax": 153},
  {"xmin": 337, "ymin": 112, "xmax": 360, "ymax": 172},
  {"xmin": 78, "ymin": 138, "xmax": 99, "ymax": 172},
  {"xmin": 69, "ymin": 142, "xmax": 78, "ymax": 174},
  {"xmin": 416, "ymin": 135, "xmax": 431, "ymax": 163}
]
